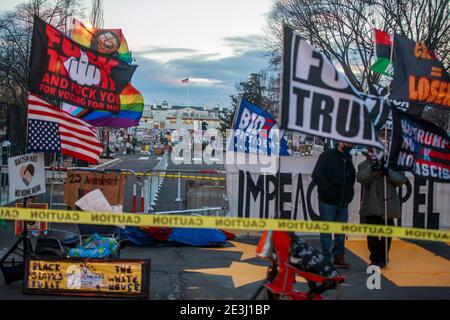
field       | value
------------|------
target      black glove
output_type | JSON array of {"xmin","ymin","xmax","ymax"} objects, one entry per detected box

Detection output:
[{"xmin": 382, "ymin": 166, "xmax": 389, "ymax": 176}]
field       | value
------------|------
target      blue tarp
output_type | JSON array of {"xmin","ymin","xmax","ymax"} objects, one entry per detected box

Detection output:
[
  {"xmin": 120, "ymin": 227, "xmax": 228, "ymax": 247},
  {"xmin": 168, "ymin": 228, "xmax": 227, "ymax": 246},
  {"xmin": 120, "ymin": 227, "xmax": 157, "ymax": 247}
]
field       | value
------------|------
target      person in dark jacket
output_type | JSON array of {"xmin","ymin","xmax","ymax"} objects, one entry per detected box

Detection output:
[
  {"xmin": 357, "ymin": 145, "xmax": 407, "ymax": 268},
  {"xmin": 312, "ymin": 142, "xmax": 356, "ymax": 268}
]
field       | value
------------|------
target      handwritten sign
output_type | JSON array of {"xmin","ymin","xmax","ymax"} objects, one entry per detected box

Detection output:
[
  {"xmin": 64, "ymin": 171, "xmax": 126, "ymax": 209},
  {"xmin": 24, "ymin": 256, "xmax": 150, "ymax": 299},
  {"xmin": 8, "ymin": 153, "xmax": 46, "ymax": 202}
]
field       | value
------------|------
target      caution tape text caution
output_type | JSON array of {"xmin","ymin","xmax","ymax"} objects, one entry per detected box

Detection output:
[{"xmin": 0, "ymin": 207, "xmax": 448, "ymax": 242}]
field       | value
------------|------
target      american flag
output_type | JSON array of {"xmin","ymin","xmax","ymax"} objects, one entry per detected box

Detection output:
[{"xmin": 26, "ymin": 94, "xmax": 103, "ymax": 164}]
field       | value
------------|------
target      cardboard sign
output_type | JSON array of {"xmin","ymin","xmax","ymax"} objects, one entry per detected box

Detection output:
[
  {"xmin": 8, "ymin": 153, "xmax": 46, "ymax": 202},
  {"xmin": 15, "ymin": 203, "xmax": 49, "ymax": 236},
  {"xmin": 64, "ymin": 171, "xmax": 126, "ymax": 209},
  {"xmin": 24, "ymin": 256, "xmax": 150, "ymax": 299}
]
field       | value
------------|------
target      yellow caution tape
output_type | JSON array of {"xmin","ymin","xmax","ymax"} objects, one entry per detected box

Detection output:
[
  {"xmin": 123, "ymin": 172, "xmax": 225, "ymax": 181},
  {"xmin": 0, "ymin": 207, "xmax": 448, "ymax": 242}
]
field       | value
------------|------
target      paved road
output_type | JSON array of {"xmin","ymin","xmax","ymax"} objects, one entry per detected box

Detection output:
[{"xmin": 0, "ymin": 154, "xmax": 449, "ymax": 299}]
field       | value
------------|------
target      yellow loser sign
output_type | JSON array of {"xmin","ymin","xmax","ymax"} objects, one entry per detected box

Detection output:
[{"xmin": 24, "ymin": 256, "xmax": 150, "ymax": 299}]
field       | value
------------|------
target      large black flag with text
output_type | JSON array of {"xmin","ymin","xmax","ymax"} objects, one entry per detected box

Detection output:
[
  {"xmin": 280, "ymin": 26, "xmax": 384, "ymax": 149},
  {"xmin": 29, "ymin": 17, "xmax": 136, "ymax": 113},
  {"xmin": 389, "ymin": 108, "xmax": 450, "ymax": 183},
  {"xmin": 390, "ymin": 34, "xmax": 450, "ymax": 110}
]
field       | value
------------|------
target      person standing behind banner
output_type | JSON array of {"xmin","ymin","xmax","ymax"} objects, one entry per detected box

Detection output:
[
  {"xmin": 357, "ymin": 146, "xmax": 407, "ymax": 268},
  {"xmin": 312, "ymin": 142, "xmax": 356, "ymax": 268}
]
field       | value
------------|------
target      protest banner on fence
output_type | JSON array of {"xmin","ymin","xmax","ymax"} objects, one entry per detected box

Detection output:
[
  {"xmin": 225, "ymin": 154, "xmax": 450, "ymax": 230},
  {"xmin": 64, "ymin": 171, "xmax": 126, "ymax": 209},
  {"xmin": 8, "ymin": 153, "xmax": 46, "ymax": 202}
]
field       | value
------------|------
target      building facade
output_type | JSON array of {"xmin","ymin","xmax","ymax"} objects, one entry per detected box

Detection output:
[{"xmin": 138, "ymin": 101, "xmax": 227, "ymax": 132}]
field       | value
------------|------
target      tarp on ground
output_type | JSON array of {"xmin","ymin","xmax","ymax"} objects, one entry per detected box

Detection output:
[
  {"xmin": 168, "ymin": 228, "xmax": 227, "ymax": 246},
  {"xmin": 120, "ymin": 227, "xmax": 229, "ymax": 247}
]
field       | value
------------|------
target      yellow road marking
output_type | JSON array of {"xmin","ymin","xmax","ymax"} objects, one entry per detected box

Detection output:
[
  {"xmin": 184, "ymin": 261, "xmax": 268, "ymax": 288},
  {"xmin": 193, "ymin": 241, "xmax": 307, "ymax": 286},
  {"xmin": 346, "ymin": 239, "xmax": 450, "ymax": 287},
  {"xmin": 200, "ymin": 241, "xmax": 258, "ymax": 261}
]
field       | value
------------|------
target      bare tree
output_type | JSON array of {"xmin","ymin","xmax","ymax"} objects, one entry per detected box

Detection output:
[
  {"xmin": 266, "ymin": 0, "xmax": 449, "ymax": 90},
  {"xmin": 0, "ymin": 0, "xmax": 85, "ymax": 153},
  {"xmin": 266, "ymin": 0, "xmax": 449, "ymax": 128},
  {"xmin": 90, "ymin": 0, "xmax": 104, "ymax": 28}
]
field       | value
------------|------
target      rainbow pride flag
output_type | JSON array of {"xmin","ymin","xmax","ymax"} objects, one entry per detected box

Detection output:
[
  {"xmin": 71, "ymin": 18, "xmax": 133, "ymax": 64},
  {"xmin": 62, "ymin": 83, "xmax": 144, "ymax": 128}
]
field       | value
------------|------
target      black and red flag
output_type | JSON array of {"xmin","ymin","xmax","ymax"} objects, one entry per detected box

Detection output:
[
  {"xmin": 389, "ymin": 34, "xmax": 450, "ymax": 110},
  {"xmin": 370, "ymin": 29, "xmax": 393, "ymax": 76},
  {"xmin": 29, "ymin": 16, "xmax": 136, "ymax": 113},
  {"xmin": 389, "ymin": 107, "xmax": 450, "ymax": 183}
]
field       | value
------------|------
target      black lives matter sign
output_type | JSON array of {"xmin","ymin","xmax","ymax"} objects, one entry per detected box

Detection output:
[
  {"xmin": 280, "ymin": 26, "xmax": 383, "ymax": 149},
  {"xmin": 29, "ymin": 17, "xmax": 136, "ymax": 113},
  {"xmin": 389, "ymin": 109, "xmax": 450, "ymax": 183}
]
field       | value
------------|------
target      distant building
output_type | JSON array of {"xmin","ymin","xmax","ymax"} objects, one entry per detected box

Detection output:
[{"xmin": 138, "ymin": 101, "xmax": 228, "ymax": 132}]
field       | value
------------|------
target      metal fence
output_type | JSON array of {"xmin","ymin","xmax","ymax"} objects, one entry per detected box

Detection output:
[
  {"xmin": 137, "ymin": 167, "xmax": 227, "ymax": 215},
  {"xmin": 0, "ymin": 153, "xmax": 229, "ymax": 218}
]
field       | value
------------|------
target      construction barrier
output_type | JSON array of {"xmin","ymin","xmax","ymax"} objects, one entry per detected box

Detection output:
[{"xmin": 0, "ymin": 207, "xmax": 448, "ymax": 242}]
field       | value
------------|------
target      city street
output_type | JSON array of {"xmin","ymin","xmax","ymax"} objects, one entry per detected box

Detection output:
[{"xmin": 0, "ymin": 154, "xmax": 449, "ymax": 299}]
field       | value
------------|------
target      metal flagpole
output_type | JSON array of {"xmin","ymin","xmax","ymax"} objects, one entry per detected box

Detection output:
[
  {"xmin": 383, "ymin": 125, "xmax": 389, "ymax": 267},
  {"xmin": 187, "ymin": 79, "xmax": 190, "ymax": 107},
  {"xmin": 49, "ymin": 153, "xmax": 56, "ymax": 209},
  {"xmin": 383, "ymin": 32, "xmax": 395, "ymax": 267}
]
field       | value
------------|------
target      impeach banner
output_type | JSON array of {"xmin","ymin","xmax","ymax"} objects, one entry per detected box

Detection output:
[
  {"xmin": 29, "ymin": 17, "xmax": 136, "ymax": 113},
  {"xmin": 390, "ymin": 34, "xmax": 450, "ymax": 109},
  {"xmin": 225, "ymin": 153, "xmax": 450, "ymax": 230},
  {"xmin": 24, "ymin": 256, "xmax": 150, "ymax": 298},
  {"xmin": 389, "ymin": 108, "xmax": 450, "ymax": 183},
  {"xmin": 64, "ymin": 171, "xmax": 126, "ymax": 209},
  {"xmin": 280, "ymin": 26, "xmax": 384, "ymax": 149}
]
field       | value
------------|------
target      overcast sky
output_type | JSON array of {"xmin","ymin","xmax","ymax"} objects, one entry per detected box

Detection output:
[{"xmin": 0, "ymin": 0, "xmax": 275, "ymax": 107}]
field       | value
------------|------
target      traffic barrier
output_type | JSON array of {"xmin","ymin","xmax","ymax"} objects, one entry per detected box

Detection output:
[
  {"xmin": 140, "ymin": 185, "xmax": 144, "ymax": 213},
  {"xmin": 132, "ymin": 183, "xmax": 137, "ymax": 213},
  {"xmin": 0, "ymin": 207, "xmax": 448, "ymax": 242}
]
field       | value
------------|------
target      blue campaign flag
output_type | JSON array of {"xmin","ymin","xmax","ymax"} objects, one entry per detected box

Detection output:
[{"xmin": 231, "ymin": 98, "xmax": 289, "ymax": 156}]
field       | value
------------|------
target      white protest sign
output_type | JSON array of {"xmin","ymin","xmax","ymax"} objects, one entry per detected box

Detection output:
[
  {"xmin": 75, "ymin": 189, "xmax": 113, "ymax": 212},
  {"xmin": 75, "ymin": 189, "xmax": 125, "ymax": 228},
  {"xmin": 8, "ymin": 153, "xmax": 46, "ymax": 202}
]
